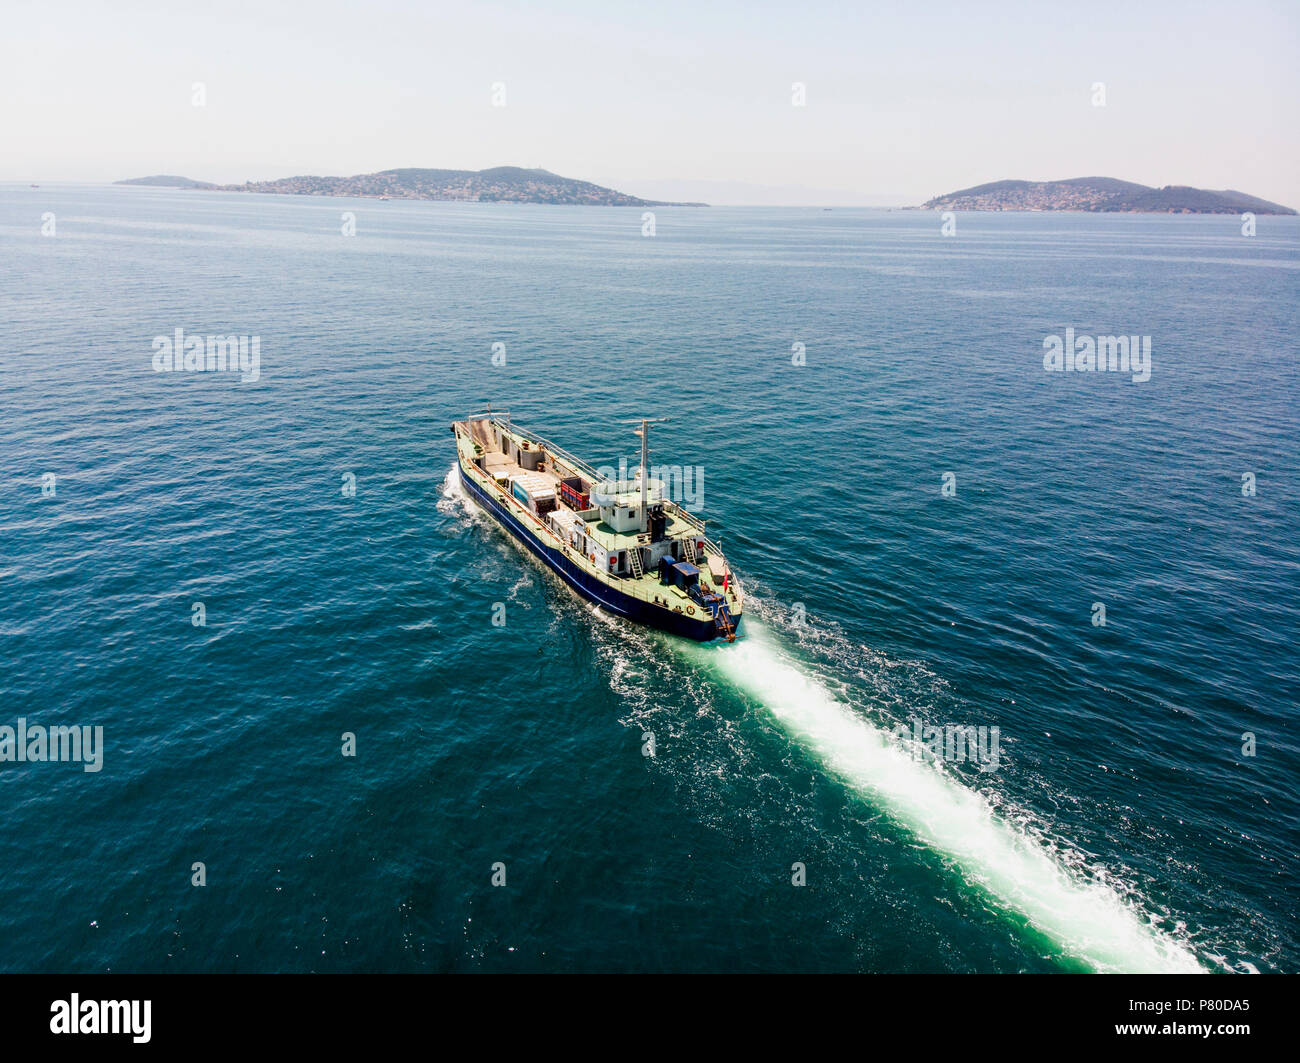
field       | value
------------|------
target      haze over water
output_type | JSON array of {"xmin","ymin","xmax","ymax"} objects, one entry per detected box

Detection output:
[{"xmin": 2, "ymin": 184, "xmax": 1296, "ymax": 972}]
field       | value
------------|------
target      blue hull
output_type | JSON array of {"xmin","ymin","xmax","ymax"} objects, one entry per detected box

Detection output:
[{"xmin": 458, "ymin": 458, "xmax": 735, "ymax": 642}]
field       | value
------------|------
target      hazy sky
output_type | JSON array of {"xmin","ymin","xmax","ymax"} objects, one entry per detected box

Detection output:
[{"xmin": 3, "ymin": 0, "xmax": 1297, "ymax": 206}]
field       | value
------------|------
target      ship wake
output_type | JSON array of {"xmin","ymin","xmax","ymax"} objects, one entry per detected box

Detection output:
[{"xmin": 696, "ymin": 621, "xmax": 1205, "ymax": 973}]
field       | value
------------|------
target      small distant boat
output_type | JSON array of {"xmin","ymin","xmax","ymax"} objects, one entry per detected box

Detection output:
[{"xmin": 451, "ymin": 413, "xmax": 742, "ymax": 642}]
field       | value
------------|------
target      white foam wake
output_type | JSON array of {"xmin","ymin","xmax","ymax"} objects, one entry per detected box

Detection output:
[
  {"xmin": 438, "ymin": 463, "xmax": 469, "ymax": 511},
  {"xmin": 703, "ymin": 622, "xmax": 1204, "ymax": 973},
  {"xmin": 439, "ymin": 462, "xmax": 491, "ymax": 526}
]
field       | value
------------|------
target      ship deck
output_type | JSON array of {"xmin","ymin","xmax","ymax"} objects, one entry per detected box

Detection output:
[
  {"xmin": 453, "ymin": 417, "xmax": 742, "ymax": 612},
  {"xmin": 456, "ymin": 427, "xmax": 693, "ymax": 545}
]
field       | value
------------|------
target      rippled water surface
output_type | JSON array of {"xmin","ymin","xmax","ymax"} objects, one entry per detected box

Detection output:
[{"xmin": 1, "ymin": 185, "xmax": 1296, "ymax": 972}]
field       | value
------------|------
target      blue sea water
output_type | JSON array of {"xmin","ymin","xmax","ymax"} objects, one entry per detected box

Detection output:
[{"xmin": 1, "ymin": 184, "xmax": 1297, "ymax": 973}]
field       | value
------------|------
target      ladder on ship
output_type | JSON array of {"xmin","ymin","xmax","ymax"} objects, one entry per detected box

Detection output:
[
  {"xmin": 628, "ymin": 548, "xmax": 643, "ymax": 579},
  {"xmin": 682, "ymin": 539, "xmax": 697, "ymax": 563}
]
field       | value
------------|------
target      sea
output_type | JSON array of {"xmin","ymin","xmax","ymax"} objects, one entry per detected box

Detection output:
[{"xmin": 1, "ymin": 184, "xmax": 1296, "ymax": 973}]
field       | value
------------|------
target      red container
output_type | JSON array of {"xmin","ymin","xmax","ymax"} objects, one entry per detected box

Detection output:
[{"xmin": 560, "ymin": 482, "xmax": 589, "ymax": 509}]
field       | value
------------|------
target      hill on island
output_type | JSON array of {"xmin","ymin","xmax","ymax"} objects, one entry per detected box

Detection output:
[
  {"xmin": 116, "ymin": 167, "xmax": 704, "ymax": 206},
  {"xmin": 116, "ymin": 174, "xmax": 216, "ymax": 189},
  {"xmin": 920, "ymin": 177, "xmax": 1295, "ymax": 215}
]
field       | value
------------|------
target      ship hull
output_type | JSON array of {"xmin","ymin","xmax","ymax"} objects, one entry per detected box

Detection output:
[{"xmin": 457, "ymin": 455, "xmax": 735, "ymax": 642}]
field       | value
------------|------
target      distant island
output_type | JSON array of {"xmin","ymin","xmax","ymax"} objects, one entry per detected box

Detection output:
[
  {"xmin": 117, "ymin": 174, "xmax": 217, "ymax": 189},
  {"xmin": 920, "ymin": 177, "xmax": 1295, "ymax": 215},
  {"xmin": 115, "ymin": 166, "xmax": 705, "ymax": 206}
]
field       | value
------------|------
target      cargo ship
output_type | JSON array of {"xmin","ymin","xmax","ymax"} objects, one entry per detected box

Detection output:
[{"xmin": 451, "ymin": 413, "xmax": 742, "ymax": 642}]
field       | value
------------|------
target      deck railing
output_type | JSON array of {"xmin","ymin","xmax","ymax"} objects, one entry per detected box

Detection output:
[{"xmin": 489, "ymin": 417, "xmax": 605, "ymax": 483}]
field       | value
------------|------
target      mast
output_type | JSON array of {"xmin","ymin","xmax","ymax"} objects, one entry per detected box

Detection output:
[
  {"xmin": 639, "ymin": 418, "xmax": 649, "ymax": 526},
  {"xmin": 627, "ymin": 417, "xmax": 668, "ymax": 533}
]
